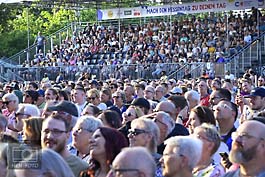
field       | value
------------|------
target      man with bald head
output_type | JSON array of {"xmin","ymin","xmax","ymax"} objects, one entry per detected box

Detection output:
[
  {"xmin": 155, "ymin": 101, "xmax": 189, "ymax": 154},
  {"xmin": 107, "ymin": 147, "xmax": 156, "ymax": 177},
  {"xmin": 223, "ymin": 120, "xmax": 265, "ymax": 177}
]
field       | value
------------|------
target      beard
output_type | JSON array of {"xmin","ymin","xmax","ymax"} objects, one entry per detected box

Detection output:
[{"xmin": 229, "ymin": 143, "xmax": 257, "ymax": 164}]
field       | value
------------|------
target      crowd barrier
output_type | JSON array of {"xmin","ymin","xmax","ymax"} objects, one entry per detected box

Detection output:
[{"xmin": 1, "ymin": 62, "xmax": 228, "ymax": 82}]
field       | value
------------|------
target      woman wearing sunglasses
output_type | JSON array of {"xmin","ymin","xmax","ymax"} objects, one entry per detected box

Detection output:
[{"xmin": 128, "ymin": 117, "xmax": 163, "ymax": 177}]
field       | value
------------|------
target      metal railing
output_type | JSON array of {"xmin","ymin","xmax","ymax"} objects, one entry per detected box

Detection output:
[
  {"xmin": 0, "ymin": 62, "xmax": 231, "ymax": 82},
  {"xmin": 225, "ymin": 31, "xmax": 265, "ymax": 78}
]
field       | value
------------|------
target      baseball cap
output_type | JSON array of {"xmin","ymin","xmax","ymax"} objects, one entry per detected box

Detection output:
[
  {"xmin": 170, "ymin": 87, "xmax": 183, "ymax": 94},
  {"xmin": 131, "ymin": 97, "xmax": 150, "ymax": 110},
  {"xmin": 244, "ymin": 87, "xmax": 265, "ymax": 98},
  {"xmin": 47, "ymin": 101, "xmax": 78, "ymax": 117}
]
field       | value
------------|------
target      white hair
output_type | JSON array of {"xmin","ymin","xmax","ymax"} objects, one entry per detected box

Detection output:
[
  {"xmin": 75, "ymin": 115, "xmax": 103, "ymax": 132},
  {"xmin": 157, "ymin": 111, "xmax": 175, "ymax": 136},
  {"xmin": 185, "ymin": 90, "xmax": 200, "ymax": 102},
  {"xmin": 17, "ymin": 104, "xmax": 40, "ymax": 117},
  {"xmin": 165, "ymin": 136, "xmax": 203, "ymax": 170},
  {"xmin": 2, "ymin": 93, "xmax": 19, "ymax": 105}
]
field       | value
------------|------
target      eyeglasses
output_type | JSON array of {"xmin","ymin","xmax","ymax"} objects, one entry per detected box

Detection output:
[
  {"xmin": 15, "ymin": 113, "xmax": 31, "ymax": 117},
  {"xmin": 109, "ymin": 165, "xmax": 141, "ymax": 176},
  {"xmin": 209, "ymin": 96, "xmax": 221, "ymax": 102},
  {"xmin": 153, "ymin": 118, "xmax": 167, "ymax": 127},
  {"xmin": 144, "ymin": 90, "xmax": 153, "ymax": 94},
  {"xmin": 2, "ymin": 101, "xmax": 11, "ymax": 105},
  {"xmin": 217, "ymin": 104, "xmax": 233, "ymax": 111},
  {"xmin": 231, "ymin": 131, "xmax": 264, "ymax": 141},
  {"xmin": 42, "ymin": 128, "xmax": 68, "ymax": 137},
  {"xmin": 162, "ymin": 153, "xmax": 184, "ymax": 158},
  {"xmin": 128, "ymin": 128, "xmax": 149, "ymax": 136},
  {"xmin": 193, "ymin": 134, "xmax": 212, "ymax": 142},
  {"xmin": 73, "ymin": 127, "xmax": 93, "ymax": 134},
  {"xmin": 123, "ymin": 112, "xmax": 135, "ymax": 117},
  {"xmin": 113, "ymin": 96, "xmax": 120, "ymax": 99},
  {"xmin": 23, "ymin": 94, "xmax": 31, "ymax": 98},
  {"xmin": 88, "ymin": 97, "xmax": 96, "ymax": 101}
]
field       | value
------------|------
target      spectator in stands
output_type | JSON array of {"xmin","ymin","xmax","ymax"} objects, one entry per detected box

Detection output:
[
  {"xmin": 134, "ymin": 83, "xmax": 145, "ymax": 98},
  {"xmin": 41, "ymin": 115, "xmax": 88, "ymax": 177},
  {"xmin": 186, "ymin": 106, "xmax": 215, "ymax": 134},
  {"xmin": 129, "ymin": 118, "xmax": 162, "ymax": 176},
  {"xmin": 80, "ymin": 127, "xmax": 128, "ymax": 177},
  {"xmin": 131, "ymin": 97, "xmax": 151, "ymax": 115},
  {"xmin": 112, "ymin": 90, "xmax": 127, "ymax": 113},
  {"xmin": 73, "ymin": 86, "xmax": 87, "ymax": 117},
  {"xmin": 122, "ymin": 105, "xmax": 144, "ymax": 125},
  {"xmin": 241, "ymin": 87, "xmax": 265, "ymax": 121},
  {"xmin": 2, "ymin": 93, "xmax": 19, "ymax": 136},
  {"xmin": 209, "ymin": 88, "xmax": 232, "ymax": 108},
  {"xmin": 14, "ymin": 103, "xmax": 41, "ymax": 132},
  {"xmin": 22, "ymin": 117, "xmax": 43, "ymax": 148},
  {"xmin": 107, "ymin": 147, "xmax": 156, "ymax": 177},
  {"xmin": 124, "ymin": 84, "xmax": 135, "ymax": 104},
  {"xmin": 81, "ymin": 104, "xmax": 101, "ymax": 117},
  {"xmin": 23, "ymin": 90, "xmax": 39, "ymax": 105},
  {"xmin": 87, "ymin": 88, "xmax": 107, "ymax": 111},
  {"xmin": 100, "ymin": 87, "xmax": 113, "ymax": 107},
  {"xmin": 155, "ymin": 85, "xmax": 167, "ymax": 102},
  {"xmin": 192, "ymin": 123, "xmax": 225, "ymax": 177},
  {"xmin": 198, "ymin": 79, "xmax": 210, "ymax": 107},
  {"xmin": 44, "ymin": 88, "xmax": 58, "ymax": 101},
  {"xmin": 258, "ymin": 76, "xmax": 265, "ymax": 87},
  {"xmin": 34, "ymin": 31, "xmax": 46, "ymax": 54},
  {"xmin": 71, "ymin": 116, "xmax": 102, "ymax": 163},
  {"xmin": 214, "ymin": 100, "xmax": 238, "ymax": 150},
  {"xmin": 223, "ymin": 120, "xmax": 265, "ymax": 177},
  {"xmin": 159, "ymin": 136, "xmax": 203, "ymax": 177},
  {"xmin": 184, "ymin": 90, "xmax": 200, "ymax": 109},
  {"xmin": 97, "ymin": 110, "xmax": 122, "ymax": 129}
]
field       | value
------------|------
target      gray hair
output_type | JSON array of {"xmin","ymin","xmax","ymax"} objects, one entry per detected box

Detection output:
[
  {"xmin": 17, "ymin": 104, "xmax": 41, "ymax": 117},
  {"xmin": 131, "ymin": 118, "xmax": 160, "ymax": 153},
  {"xmin": 165, "ymin": 136, "xmax": 202, "ymax": 170},
  {"xmin": 75, "ymin": 115, "xmax": 103, "ymax": 132},
  {"xmin": 157, "ymin": 111, "xmax": 175, "ymax": 136},
  {"xmin": 2, "ymin": 93, "xmax": 19, "ymax": 105},
  {"xmin": 15, "ymin": 148, "xmax": 75, "ymax": 177},
  {"xmin": 185, "ymin": 90, "xmax": 200, "ymax": 102},
  {"xmin": 115, "ymin": 147, "xmax": 156, "ymax": 177},
  {"xmin": 195, "ymin": 123, "xmax": 221, "ymax": 155}
]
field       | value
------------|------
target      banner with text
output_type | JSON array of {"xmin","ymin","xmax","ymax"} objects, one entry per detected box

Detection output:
[{"xmin": 97, "ymin": 0, "xmax": 263, "ymax": 20}]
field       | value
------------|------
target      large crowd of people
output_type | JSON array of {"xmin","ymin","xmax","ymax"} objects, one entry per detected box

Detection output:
[
  {"xmin": 18, "ymin": 7, "xmax": 263, "ymax": 81},
  {"xmin": 0, "ymin": 7, "xmax": 265, "ymax": 177},
  {"xmin": 0, "ymin": 66, "xmax": 265, "ymax": 176}
]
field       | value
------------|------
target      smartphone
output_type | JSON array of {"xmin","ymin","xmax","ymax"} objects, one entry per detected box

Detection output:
[{"xmin": 219, "ymin": 152, "xmax": 228, "ymax": 159}]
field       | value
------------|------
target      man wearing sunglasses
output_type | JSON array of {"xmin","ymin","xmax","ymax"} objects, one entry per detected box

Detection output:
[{"xmin": 2, "ymin": 93, "xmax": 19, "ymax": 137}]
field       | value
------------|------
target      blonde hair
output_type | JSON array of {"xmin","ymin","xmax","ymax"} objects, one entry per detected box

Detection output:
[{"xmin": 87, "ymin": 88, "xmax": 100, "ymax": 98}]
